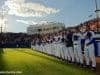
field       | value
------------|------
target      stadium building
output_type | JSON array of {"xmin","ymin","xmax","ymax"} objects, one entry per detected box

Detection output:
[{"xmin": 27, "ymin": 22, "xmax": 65, "ymax": 35}]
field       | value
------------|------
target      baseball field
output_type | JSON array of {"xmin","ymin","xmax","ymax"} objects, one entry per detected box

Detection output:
[{"xmin": 0, "ymin": 48, "xmax": 95, "ymax": 75}]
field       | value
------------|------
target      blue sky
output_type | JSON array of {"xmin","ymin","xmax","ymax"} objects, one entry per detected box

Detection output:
[{"xmin": 0, "ymin": 0, "xmax": 100, "ymax": 32}]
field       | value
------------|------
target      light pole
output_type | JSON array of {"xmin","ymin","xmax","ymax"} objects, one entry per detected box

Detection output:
[
  {"xmin": 94, "ymin": 0, "xmax": 100, "ymax": 31},
  {"xmin": 0, "ymin": 26, "xmax": 3, "ymax": 33},
  {"xmin": 0, "ymin": 6, "xmax": 4, "ymax": 54},
  {"xmin": 94, "ymin": 0, "xmax": 100, "ymax": 18},
  {"xmin": 0, "ymin": 7, "xmax": 3, "ymax": 33}
]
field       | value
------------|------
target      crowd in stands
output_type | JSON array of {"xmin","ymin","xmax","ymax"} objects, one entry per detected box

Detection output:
[{"xmin": 0, "ymin": 33, "xmax": 33, "ymax": 48}]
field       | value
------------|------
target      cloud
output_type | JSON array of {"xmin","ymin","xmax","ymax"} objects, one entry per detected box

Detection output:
[
  {"xmin": 16, "ymin": 20, "xmax": 29, "ymax": 24},
  {"xmin": 16, "ymin": 19, "xmax": 49, "ymax": 25},
  {"xmin": 16, "ymin": 19, "xmax": 37, "ymax": 25},
  {"xmin": 4, "ymin": 0, "xmax": 60, "ymax": 17}
]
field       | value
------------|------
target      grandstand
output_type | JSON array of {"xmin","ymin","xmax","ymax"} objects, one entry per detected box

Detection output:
[
  {"xmin": 0, "ymin": 32, "xmax": 32, "ymax": 48},
  {"xmin": 27, "ymin": 22, "xmax": 65, "ymax": 35}
]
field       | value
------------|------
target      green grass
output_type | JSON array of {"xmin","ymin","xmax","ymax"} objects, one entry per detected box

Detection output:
[{"xmin": 0, "ymin": 48, "xmax": 95, "ymax": 75}]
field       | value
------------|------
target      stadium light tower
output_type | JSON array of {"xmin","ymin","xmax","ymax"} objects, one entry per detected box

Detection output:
[
  {"xmin": 0, "ymin": 8, "xmax": 3, "ymax": 33},
  {"xmin": 0, "ymin": 6, "xmax": 4, "ymax": 53},
  {"xmin": 0, "ymin": 26, "xmax": 3, "ymax": 33},
  {"xmin": 0, "ymin": 5, "xmax": 8, "ymax": 33},
  {"xmin": 94, "ymin": 0, "xmax": 100, "ymax": 31},
  {"xmin": 94, "ymin": 0, "xmax": 100, "ymax": 18}
]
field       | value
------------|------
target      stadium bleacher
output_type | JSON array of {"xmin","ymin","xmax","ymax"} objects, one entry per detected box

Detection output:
[{"xmin": 0, "ymin": 33, "xmax": 33, "ymax": 48}]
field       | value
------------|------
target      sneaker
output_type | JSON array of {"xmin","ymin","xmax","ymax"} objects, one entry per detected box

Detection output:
[{"xmin": 91, "ymin": 67, "xmax": 96, "ymax": 71}]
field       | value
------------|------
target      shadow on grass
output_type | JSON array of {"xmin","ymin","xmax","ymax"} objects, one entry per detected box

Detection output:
[{"xmin": 0, "ymin": 48, "xmax": 4, "ymax": 54}]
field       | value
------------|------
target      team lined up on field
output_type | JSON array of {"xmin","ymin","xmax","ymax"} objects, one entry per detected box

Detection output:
[{"xmin": 31, "ymin": 29, "xmax": 96, "ymax": 70}]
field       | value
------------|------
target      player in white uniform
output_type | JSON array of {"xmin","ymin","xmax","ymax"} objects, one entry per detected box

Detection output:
[
  {"xmin": 31, "ymin": 40, "xmax": 35, "ymax": 50},
  {"xmin": 65, "ymin": 30, "xmax": 74, "ymax": 63},
  {"xmin": 49, "ymin": 36, "xmax": 53, "ymax": 55},
  {"xmin": 45, "ymin": 39, "xmax": 48, "ymax": 54},
  {"xmin": 73, "ymin": 32, "xmax": 79, "ymax": 63},
  {"xmin": 46, "ymin": 38, "xmax": 49, "ymax": 54},
  {"xmin": 58, "ymin": 34, "xmax": 63, "ymax": 59},
  {"xmin": 54, "ymin": 34, "xmax": 60, "ymax": 58},
  {"xmin": 42, "ymin": 39, "xmax": 45, "ymax": 53},
  {"xmin": 42, "ymin": 36, "xmax": 45, "ymax": 53},
  {"xmin": 59, "ymin": 32, "xmax": 65, "ymax": 60},
  {"xmin": 84, "ymin": 31, "xmax": 96, "ymax": 70},
  {"xmin": 73, "ymin": 30, "xmax": 84, "ymax": 65},
  {"xmin": 35, "ymin": 38, "xmax": 39, "ymax": 51},
  {"xmin": 63, "ymin": 31, "xmax": 69, "ymax": 61},
  {"xmin": 40, "ymin": 38, "xmax": 44, "ymax": 53},
  {"xmin": 47, "ymin": 37, "xmax": 51, "ymax": 55},
  {"xmin": 48, "ymin": 37, "xmax": 51, "ymax": 55}
]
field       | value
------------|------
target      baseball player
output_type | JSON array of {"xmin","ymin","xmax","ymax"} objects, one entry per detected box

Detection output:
[
  {"xmin": 60, "ymin": 32, "xmax": 66, "ymax": 60},
  {"xmin": 73, "ymin": 32, "xmax": 79, "ymax": 63},
  {"xmin": 73, "ymin": 30, "xmax": 84, "ymax": 65},
  {"xmin": 65, "ymin": 30, "xmax": 74, "ymax": 63},
  {"xmin": 84, "ymin": 31, "xmax": 96, "ymax": 70},
  {"xmin": 54, "ymin": 33, "xmax": 59, "ymax": 58}
]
